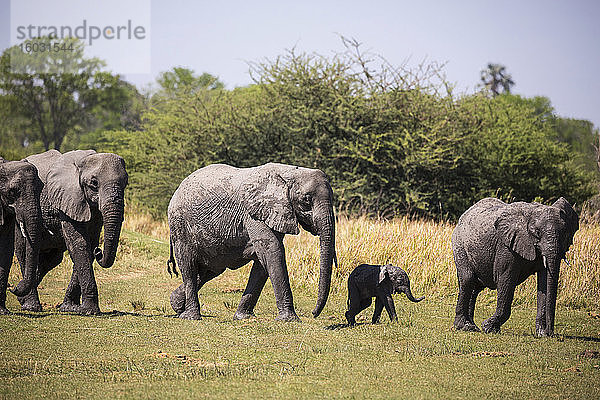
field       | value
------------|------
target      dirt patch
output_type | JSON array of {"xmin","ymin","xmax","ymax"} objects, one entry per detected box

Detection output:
[{"xmin": 451, "ymin": 351, "xmax": 513, "ymax": 358}]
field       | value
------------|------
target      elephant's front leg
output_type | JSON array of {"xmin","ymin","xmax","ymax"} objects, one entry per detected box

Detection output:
[
  {"xmin": 61, "ymin": 222, "xmax": 100, "ymax": 315},
  {"xmin": 383, "ymin": 295, "xmax": 398, "ymax": 322},
  {"xmin": 535, "ymin": 269, "xmax": 548, "ymax": 337},
  {"xmin": 482, "ymin": 267, "xmax": 517, "ymax": 333},
  {"xmin": 0, "ymin": 221, "xmax": 15, "ymax": 314},
  {"xmin": 234, "ymin": 260, "xmax": 268, "ymax": 320},
  {"xmin": 247, "ymin": 219, "xmax": 298, "ymax": 321}
]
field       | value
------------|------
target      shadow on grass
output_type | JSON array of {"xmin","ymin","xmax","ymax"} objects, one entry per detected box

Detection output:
[
  {"xmin": 8, "ymin": 311, "xmax": 54, "ymax": 319},
  {"xmin": 563, "ymin": 335, "xmax": 600, "ymax": 343},
  {"xmin": 324, "ymin": 322, "xmax": 368, "ymax": 330}
]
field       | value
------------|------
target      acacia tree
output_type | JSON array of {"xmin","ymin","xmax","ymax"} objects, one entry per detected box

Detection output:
[
  {"xmin": 154, "ymin": 67, "xmax": 224, "ymax": 100},
  {"xmin": 480, "ymin": 63, "xmax": 514, "ymax": 96},
  {"xmin": 0, "ymin": 36, "xmax": 130, "ymax": 151}
]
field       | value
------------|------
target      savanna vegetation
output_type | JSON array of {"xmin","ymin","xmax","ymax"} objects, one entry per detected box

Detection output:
[
  {"xmin": 1, "ymin": 37, "xmax": 599, "ymax": 398},
  {"xmin": 1, "ymin": 214, "xmax": 599, "ymax": 399}
]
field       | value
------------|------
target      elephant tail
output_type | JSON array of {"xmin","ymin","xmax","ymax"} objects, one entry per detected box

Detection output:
[{"xmin": 167, "ymin": 240, "xmax": 178, "ymax": 277}]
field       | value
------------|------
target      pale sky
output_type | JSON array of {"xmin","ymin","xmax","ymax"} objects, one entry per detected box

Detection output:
[{"xmin": 1, "ymin": 0, "xmax": 599, "ymax": 129}]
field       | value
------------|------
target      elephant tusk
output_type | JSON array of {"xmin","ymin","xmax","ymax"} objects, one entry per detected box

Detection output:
[
  {"xmin": 563, "ymin": 257, "xmax": 571, "ymax": 267},
  {"xmin": 19, "ymin": 221, "xmax": 26, "ymax": 239},
  {"xmin": 542, "ymin": 255, "xmax": 548, "ymax": 270}
]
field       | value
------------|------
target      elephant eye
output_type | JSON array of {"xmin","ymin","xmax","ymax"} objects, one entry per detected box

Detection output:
[
  {"xmin": 89, "ymin": 177, "xmax": 99, "ymax": 190},
  {"xmin": 299, "ymin": 194, "xmax": 312, "ymax": 208}
]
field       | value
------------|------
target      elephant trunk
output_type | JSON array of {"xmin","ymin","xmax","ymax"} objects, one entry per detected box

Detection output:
[
  {"xmin": 95, "ymin": 189, "xmax": 124, "ymax": 269},
  {"xmin": 401, "ymin": 284, "xmax": 425, "ymax": 303},
  {"xmin": 543, "ymin": 254, "xmax": 560, "ymax": 336},
  {"xmin": 312, "ymin": 201, "xmax": 335, "ymax": 318},
  {"xmin": 10, "ymin": 195, "xmax": 42, "ymax": 297}
]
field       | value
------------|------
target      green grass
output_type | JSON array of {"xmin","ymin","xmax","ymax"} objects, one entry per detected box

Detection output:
[{"xmin": 1, "ymin": 221, "xmax": 600, "ymax": 399}]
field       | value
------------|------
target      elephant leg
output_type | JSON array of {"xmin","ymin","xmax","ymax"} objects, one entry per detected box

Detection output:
[
  {"xmin": 345, "ymin": 280, "xmax": 365, "ymax": 325},
  {"xmin": 61, "ymin": 264, "xmax": 82, "ymax": 313},
  {"xmin": 61, "ymin": 222, "xmax": 100, "ymax": 315},
  {"xmin": 346, "ymin": 294, "xmax": 371, "ymax": 326},
  {"xmin": 454, "ymin": 270, "xmax": 480, "ymax": 332},
  {"xmin": 482, "ymin": 270, "xmax": 517, "ymax": 333},
  {"xmin": 247, "ymin": 219, "xmax": 298, "ymax": 321},
  {"xmin": 468, "ymin": 282, "xmax": 484, "ymax": 324},
  {"xmin": 372, "ymin": 297, "xmax": 384, "ymax": 324},
  {"xmin": 170, "ymin": 267, "xmax": 220, "ymax": 316},
  {"xmin": 383, "ymin": 295, "xmax": 398, "ymax": 322},
  {"xmin": 19, "ymin": 248, "xmax": 63, "ymax": 312},
  {"xmin": 170, "ymin": 241, "xmax": 202, "ymax": 320},
  {"xmin": 0, "ymin": 220, "xmax": 15, "ymax": 314},
  {"xmin": 535, "ymin": 269, "xmax": 548, "ymax": 337},
  {"xmin": 234, "ymin": 260, "xmax": 268, "ymax": 320}
]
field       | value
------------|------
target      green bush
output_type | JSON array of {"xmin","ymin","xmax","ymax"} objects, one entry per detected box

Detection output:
[{"xmin": 99, "ymin": 47, "xmax": 597, "ymax": 219}]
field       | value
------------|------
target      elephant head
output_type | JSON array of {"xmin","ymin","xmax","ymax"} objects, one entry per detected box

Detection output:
[
  {"xmin": 0, "ymin": 160, "xmax": 43, "ymax": 297},
  {"xmin": 495, "ymin": 197, "xmax": 578, "ymax": 335},
  {"xmin": 46, "ymin": 150, "xmax": 128, "ymax": 268},
  {"xmin": 379, "ymin": 264, "xmax": 424, "ymax": 302},
  {"xmin": 242, "ymin": 163, "xmax": 337, "ymax": 318}
]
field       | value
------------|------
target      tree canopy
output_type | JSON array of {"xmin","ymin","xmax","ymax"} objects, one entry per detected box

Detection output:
[
  {"xmin": 0, "ymin": 36, "xmax": 137, "ymax": 153},
  {"xmin": 99, "ymin": 46, "xmax": 598, "ymax": 219}
]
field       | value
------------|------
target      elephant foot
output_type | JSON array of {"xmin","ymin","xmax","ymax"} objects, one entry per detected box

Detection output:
[
  {"xmin": 59, "ymin": 301, "xmax": 81, "ymax": 313},
  {"xmin": 21, "ymin": 302, "xmax": 42, "ymax": 312},
  {"xmin": 233, "ymin": 310, "xmax": 256, "ymax": 320},
  {"xmin": 79, "ymin": 304, "xmax": 101, "ymax": 316},
  {"xmin": 179, "ymin": 309, "xmax": 202, "ymax": 320},
  {"xmin": 170, "ymin": 288, "xmax": 186, "ymax": 315},
  {"xmin": 462, "ymin": 322, "xmax": 480, "ymax": 332},
  {"xmin": 481, "ymin": 318, "xmax": 501, "ymax": 334},
  {"xmin": 275, "ymin": 310, "xmax": 300, "ymax": 322},
  {"xmin": 535, "ymin": 328, "xmax": 554, "ymax": 338},
  {"xmin": 454, "ymin": 315, "xmax": 480, "ymax": 332},
  {"xmin": 345, "ymin": 311, "xmax": 356, "ymax": 326}
]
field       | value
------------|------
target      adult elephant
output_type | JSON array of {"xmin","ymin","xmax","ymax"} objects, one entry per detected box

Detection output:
[
  {"xmin": 0, "ymin": 157, "xmax": 43, "ymax": 314},
  {"xmin": 452, "ymin": 197, "xmax": 578, "ymax": 336},
  {"xmin": 168, "ymin": 163, "xmax": 337, "ymax": 321},
  {"xmin": 15, "ymin": 150, "xmax": 128, "ymax": 315}
]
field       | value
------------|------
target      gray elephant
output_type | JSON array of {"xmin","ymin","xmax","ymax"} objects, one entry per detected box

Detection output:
[
  {"xmin": 452, "ymin": 197, "xmax": 578, "ymax": 336},
  {"xmin": 0, "ymin": 157, "xmax": 44, "ymax": 314},
  {"xmin": 345, "ymin": 264, "xmax": 424, "ymax": 325},
  {"xmin": 15, "ymin": 150, "xmax": 128, "ymax": 315},
  {"xmin": 168, "ymin": 163, "xmax": 337, "ymax": 321}
]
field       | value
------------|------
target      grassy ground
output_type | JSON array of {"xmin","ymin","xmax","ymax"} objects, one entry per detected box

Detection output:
[{"xmin": 1, "ymin": 214, "xmax": 599, "ymax": 399}]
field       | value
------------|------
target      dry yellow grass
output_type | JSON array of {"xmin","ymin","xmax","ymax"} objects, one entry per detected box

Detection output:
[{"xmin": 123, "ymin": 210, "xmax": 600, "ymax": 310}]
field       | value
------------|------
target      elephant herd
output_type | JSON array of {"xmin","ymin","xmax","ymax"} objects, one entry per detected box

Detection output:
[{"xmin": 0, "ymin": 150, "xmax": 580, "ymax": 337}]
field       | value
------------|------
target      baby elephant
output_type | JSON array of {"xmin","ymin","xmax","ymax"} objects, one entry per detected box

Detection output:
[{"xmin": 345, "ymin": 264, "xmax": 424, "ymax": 325}]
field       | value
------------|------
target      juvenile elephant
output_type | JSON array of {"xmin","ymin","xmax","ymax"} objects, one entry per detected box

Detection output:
[
  {"xmin": 0, "ymin": 157, "xmax": 43, "ymax": 314},
  {"xmin": 452, "ymin": 197, "xmax": 578, "ymax": 336},
  {"xmin": 168, "ymin": 163, "xmax": 337, "ymax": 321},
  {"xmin": 15, "ymin": 150, "xmax": 128, "ymax": 314},
  {"xmin": 345, "ymin": 264, "xmax": 424, "ymax": 325}
]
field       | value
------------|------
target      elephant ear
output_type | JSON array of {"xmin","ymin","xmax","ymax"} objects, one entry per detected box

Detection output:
[
  {"xmin": 552, "ymin": 197, "xmax": 579, "ymax": 250},
  {"xmin": 241, "ymin": 168, "xmax": 299, "ymax": 235},
  {"xmin": 46, "ymin": 150, "xmax": 96, "ymax": 222},
  {"xmin": 494, "ymin": 205, "xmax": 536, "ymax": 261},
  {"xmin": 378, "ymin": 264, "xmax": 391, "ymax": 284}
]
